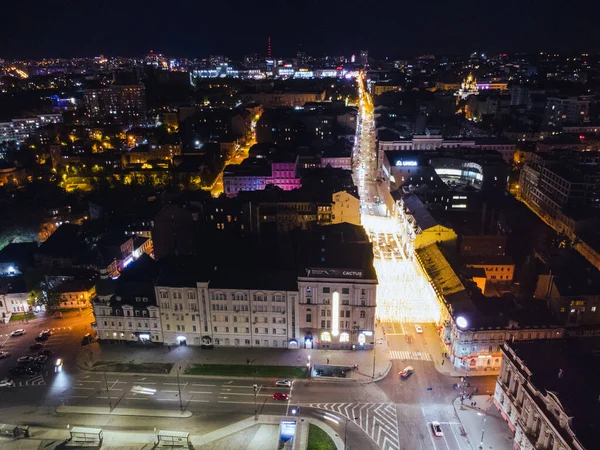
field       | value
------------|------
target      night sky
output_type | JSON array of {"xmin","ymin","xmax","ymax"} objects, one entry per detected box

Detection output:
[{"xmin": 2, "ymin": 0, "xmax": 599, "ymax": 59}]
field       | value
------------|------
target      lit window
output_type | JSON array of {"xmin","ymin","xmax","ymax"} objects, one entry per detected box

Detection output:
[
  {"xmin": 320, "ymin": 332, "xmax": 331, "ymax": 342},
  {"xmin": 340, "ymin": 332, "xmax": 350, "ymax": 343}
]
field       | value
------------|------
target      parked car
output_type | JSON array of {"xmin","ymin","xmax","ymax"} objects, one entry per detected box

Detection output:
[
  {"xmin": 431, "ymin": 421, "xmax": 443, "ymax": 437},
  {"xmin": 17, "ymin": 356, "xmax": 34, "ymax": 364},
  {"xmin": 10, "ymin": 329, "xmax": 26, "ymax": 337},
  {"xmin": 35, "ymin": 335, "xmax": 49, "ymax": 342},
  {"xmin": 415, "ymin": 324, "xmax": 423, "ymax": 334},
  {"xmin": 26, "ymin": 366, "xmax": 40, "ymax": 375},
  {"xmin": 41, "ymin": 330, "xmax": 52, "ymax": 336},
  {"xmin": 272, "ymin": 393, "xmax": 290, "ymax": 401},
  {"xmin": 275, "ymin": 380, "xmax": 292, "ymax": 387},
  {"xmin": 29, "ymin": 343, "xmax": 43, "ymax": 350},
  {"xmin": 39, "ymin": 349, "xmax": 53, "ymax": 357},
  {"xmin": 0, "ymin": 378, "xmax": 15, "ymax": 388},
  {"xmin": 34, "ymin": 355, "xmax": 48, "ymax": 365},
  {"xmin": 9, "ymin": 366, "xmax": 27, "ymax": 376},
  {"xmin": 81, "ymin": 333, "xmax": 92, "ymax": 346},
  {"xmin": 0, "ymin": 351, "xmax": 11, "ymax": 359},
  {"xmin": 399, "ymin": 366, "xmax": 414, "ymax": 378}
]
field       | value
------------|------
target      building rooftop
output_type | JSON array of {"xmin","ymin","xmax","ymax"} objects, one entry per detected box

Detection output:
[
  {"xmin": 52, "ymin": 280, "xmax": 95, "ymax": 294},
  {"xmin": 507, "ymin": 338, "xmax": 600, "ymax": 449},
  {"xmin": 464, "ymin": 255, "xmax": 514, "ymax": 266},
  {"xmin": 538, "ymin": 249, "xmax": 600, "ymax": 297},
  {"xmin": 402, "ymin": 195, "xmax": 438, "ymax": 231}
]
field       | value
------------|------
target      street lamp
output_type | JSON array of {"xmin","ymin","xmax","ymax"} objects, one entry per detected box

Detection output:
[
  {"xmin": 176, "ymin": 365, "xmax": 183, "ymax": 413},
  {"xmin": 372, "ymin": 346, "xmax": 376, "ymax": 379},
  {"xmin": 103, "ymin": 366, "xmax": 112, "ymax": 411},
  {"xmin": 479, "ymin": 403, "xmax": 493, "ymax": 449}
]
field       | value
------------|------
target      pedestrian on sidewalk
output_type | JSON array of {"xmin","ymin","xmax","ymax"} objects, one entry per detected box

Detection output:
[
  {"xmin": 326, "ymin": 358, "xmax": 329, "ymax": 364},
  {"xmin": 442, "ymin": 359, "xmax": 445, "ymax": 366}
]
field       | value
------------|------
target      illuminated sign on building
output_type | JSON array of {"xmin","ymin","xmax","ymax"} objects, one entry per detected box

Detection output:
[
  {"xmin": 306, "ymin": 268, "xmax": 364, "ymax": 278},
  {"xmin": 395, "ymin": 160, "xmax": 418, "ymax": 167}
]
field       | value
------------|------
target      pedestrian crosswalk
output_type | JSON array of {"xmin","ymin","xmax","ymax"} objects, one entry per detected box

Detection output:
[
  {"xmin": 16, "ymin": 375, "xmax": 46, "ymax": 387},
  {"xmin": 389, "ymin": 350, "xmax": 432, "ymax": 361},
  {"xmin": 309, "ymin": 402, "xmax": 400, "ymax": 450}
]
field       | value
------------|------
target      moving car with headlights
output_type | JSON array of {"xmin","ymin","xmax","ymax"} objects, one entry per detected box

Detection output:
[
  {"xmin": 55, "ymin": 358, "xmax": 63, "ymax": 372},
  {"xmin": 399, "ymin": 366, "xmax": 414, "ymax": 378},
  {"xmin": 11, "ymin": 329, "xmax": 26, "ymax": 337},
  {"xmin": 431, "ymin": 421, "xmax": 443, "ymax": 437},
  {"xmin": 275, "ymin": 380, "xmax": 292, "ymax": 387},
  {"xmin": 272, "ymin": 393, "xmax": 290, "ymax": 401}
]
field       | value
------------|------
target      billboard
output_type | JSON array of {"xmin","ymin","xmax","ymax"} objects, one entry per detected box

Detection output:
[{"xmin": 279, "ymin": 420, "xmax": 297, "ymax": 443}]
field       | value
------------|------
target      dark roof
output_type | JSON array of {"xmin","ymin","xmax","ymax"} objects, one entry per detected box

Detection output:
[
  {"xmin": 0, "ymin": 275, "xmax": 27, "ymax": 295},
  {"xmin": 210, "ymin": 268, "xmax": 298, "ymax": 291},
  {"xmin": 52, "ymin": 280, "xmax": 95, "ymax": 294},
  {"xmin": 155, "ymin": 256, "xmax": 213, "ymax": 287},
  {"xmin": 403, "ymin": 195, "xmax": 438, "ymax": 231},
  {"xmin": 464, "ymin": 255, "xmax": 514, "ymax": 266},
  {"xmin": 37, "ymin": 224, "xmax": 87, "ymax": 259},
  {"xmin": 95, "ymin": 279, "xmax": 117, "ymax": 297},
  {"xmin": 541, "ymin": 249, "xmax": 600, "ymax": 297},
  {"xmin": 0, "ymin": 242, "xmax": 38, "ymax": 264},
  {"xmin": 507, "ymin": 338, "xmax": 600, "ymax": 449}
]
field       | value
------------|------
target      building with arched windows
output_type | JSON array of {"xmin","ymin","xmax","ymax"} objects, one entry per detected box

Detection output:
[{"xmin": 495, "ymin": 338, "xmax": 600, "ymax": 450}]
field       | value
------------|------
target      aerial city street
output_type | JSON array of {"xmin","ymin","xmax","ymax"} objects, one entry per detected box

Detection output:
[{"xmin": 1, "ymin": 2, "xmax": 600, "ymax": 450}]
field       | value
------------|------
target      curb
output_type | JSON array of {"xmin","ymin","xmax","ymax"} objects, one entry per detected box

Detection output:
[
  {"xmin": 56, "ymin": 405, "xmax": 193, "ymax": 418},
  {"xmin": 452, "ymin": 396, "xmax": 475, "ymax": 450}
]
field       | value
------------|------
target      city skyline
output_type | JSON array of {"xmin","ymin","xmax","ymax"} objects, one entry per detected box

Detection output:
[{"xmin": 2, "ymin": 0, "xmax": 600, "ymax": 59}]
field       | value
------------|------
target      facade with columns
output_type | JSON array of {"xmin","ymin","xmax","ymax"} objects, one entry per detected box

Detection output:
[{"xmin": 495, "ymin": 339, "xmax": 595, "ymax": 450}]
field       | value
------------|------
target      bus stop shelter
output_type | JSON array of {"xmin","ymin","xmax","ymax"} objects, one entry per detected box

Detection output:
[
  {"xmin": 157, "ymin": 430, "xmax": 190, "ymax": 447},
  {"xmin": 68, "ymin": 427, "xmax": 103, "ymax": 446}
]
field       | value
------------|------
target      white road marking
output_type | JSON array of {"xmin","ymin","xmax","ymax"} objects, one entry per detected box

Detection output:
[
  {"xmin": 192, "ymin": 383, "xmax": 215, "ymax": 387},
  {"xmin": 190, "ymin": 391, "xmax": 212, "ymax": 394}
]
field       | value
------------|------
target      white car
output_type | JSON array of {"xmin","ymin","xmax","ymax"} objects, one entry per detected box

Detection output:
[
  {"xmin": 275, "ymin": 379, "xmax": 292, "ymax": 387},
  {"xmin": 431, "ymin": 421, "xmax": 443, "ymax": 437},
  {"xmin": 0, "ymin": 351, "xmax": 10, "ymax": 359},
  {"xmin": 415, "ymin": 324, "xmax": 423, "ymax": 334},
  {"xmin": 0, "ymin": 378, "xmax": 15, "ymax": 388},
  {"xmin": 10, "ymin": 329, "xmax": 26, "ymax": 337}
]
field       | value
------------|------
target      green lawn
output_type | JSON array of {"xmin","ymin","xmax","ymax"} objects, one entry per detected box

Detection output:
[
  {"xmin": 307, "ymin": 424, "xmax": 336, "ymax": 450},
  {"xmin": 92, "ymin": 361, "xmax": 173, "ymax": 374},
  {"xmin": 185, "ymin": 363, "xmax": 307, "ymax": 378},
  {"xmin": 10, "ymin": 313, "xmax": 36, "ymax": 322}
]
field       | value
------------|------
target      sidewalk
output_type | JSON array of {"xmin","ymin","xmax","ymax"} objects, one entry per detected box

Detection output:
[
  {"xmin": 80, "ymin": 324, "xmax": 392, "ymax": 382},
  {"xmin": 453, "ymin": 394, "xmax": 514, "ymax": 450},
  {"xmin": 0, "ymin": 414, "xmax": 342, "ymax": 450}
]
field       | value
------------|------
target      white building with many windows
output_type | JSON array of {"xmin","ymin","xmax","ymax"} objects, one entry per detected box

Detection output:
[
  {"xmin": 495, "ymin": 338, "xmax": 599, "ymax": 450},
  {"xmin": 154, "ymin": 265, "xmax": 300, "ymax": 348}
]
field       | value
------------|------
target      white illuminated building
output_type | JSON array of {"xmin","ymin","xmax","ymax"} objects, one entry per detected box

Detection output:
[{"xmin": 297, "ymin": 269, "xmax": 377, "ymax": 349}]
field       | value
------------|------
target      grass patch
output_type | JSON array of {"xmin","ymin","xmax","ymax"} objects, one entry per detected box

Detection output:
[
  {"xmin": 92, "ymin": 361, "xmax": 173, "ymax": 374},
  {"xmin": 307, "ymin": 424, "xmax": 336, "ymax": 450},
  {"xmin": 185, "ymin": 364, "xmax": 307, "ymax": 378},
  {"xmin": 10, "ymin": 313, "xmax": 36, "ymax": 322}
]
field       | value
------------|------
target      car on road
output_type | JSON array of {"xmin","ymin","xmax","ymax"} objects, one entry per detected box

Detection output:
[
  {"xmin": 34, "ymin": 355, "xmax": 48, "ymax": 365},
  {"xmin": 26, "ymin": 365, "xmax": 40, "ymax": 375},
  {"xmin": 415, "ymin": 324, "xmax": 423, "ymax": 334},
  {"xmin": 29, "ymin": 343, "xmax": 43, "ymax": 350},
  {"xmin": 275, "ymin": 380, "xmax": 292, "ymax": 387},
  {"xmin": 35, "ymin": 334, "xmax": 49, "ymax": 342},
  {"xmin": 272, "ymin": 393, "xmax": 290, "ymax": 401},
  {"xmin": 41, "ymin": 329, "xmax": 52, "ymax": 336},
  {"xmin": 9, "ymin": 367, "xmax": 27, "ymax": 376},
  {"xmin": 399, "ymin": 366, "xmax": 414, "ymax": 378},
  {"xmin": 55, "ymin": 358, "xmax": 63, "ymax": 372},
  {"xmin": 39, "ymin": 349, "xmax": 53, "ymax": 357},
  {"xmin": 17, "ymin": 356, "xmax": 34, "ymax": 364},
  {"xmin": 10, "ymin": 329, "xmax": 26, "ymax": 337},
  {"xmin": 81, "ymin": 333, "xmax": 92, "ymax": 346},
  {"xmin": 0, "ymin": 351, "xmax": 11, "ymax": 359},
  {"xmin": 431, "ymin": 421, "xmax": 443, "ymax": 437},
  {"xmin": 0, "ymin": 378, "xmax": 15, "ymax": 388}
]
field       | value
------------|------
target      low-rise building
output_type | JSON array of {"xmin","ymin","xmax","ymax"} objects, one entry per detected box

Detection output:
[
  {"xmin": 0, "ymin": 276, "xmax": 30, "ymax": 322},
  {"xmin": 464, "ymin": 255, "xmax": 515, "ymax": 283},
  {"xmin": 495, "ymin": 338, "xmax": 600, "ymax": 450},
  {"xmin": 53, "ymin": 280, "xmax": 96, "ymax": 310}
]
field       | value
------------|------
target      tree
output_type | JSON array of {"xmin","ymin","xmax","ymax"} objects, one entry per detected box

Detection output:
[{"xmin": 39, "ymin": 290, "xmax": 62, "ymax": 312}]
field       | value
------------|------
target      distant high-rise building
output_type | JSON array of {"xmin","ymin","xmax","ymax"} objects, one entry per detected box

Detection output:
[
  {"xmin": 359, "ymin": 50, "xmax": 369, "ymax": 66},
  {"xmin": 83, "ymin": 85, "xmax": 146, "ymax": 125}
]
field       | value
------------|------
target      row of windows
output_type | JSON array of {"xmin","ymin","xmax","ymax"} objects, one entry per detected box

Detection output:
[
  {"xmin": 213, "ymin": 327, "xmax": 287, "ymax": 335},
  {"xmin": 99, "ymin": 309, "xmax": 154, "ymax": 318},
  {"xmin": 102, "ymin": 320, "xmax": 157, "ymax": 329},
  {"xmin": 211, "ymin": 293, "xmax": 286, "ymax": 302},
  {"xmin": 158, "ymin": 291, "xmax": 196, "ymax": 300}
]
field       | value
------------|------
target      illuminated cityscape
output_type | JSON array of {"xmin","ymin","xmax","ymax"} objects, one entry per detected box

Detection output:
[{"xmin": 2, "ymin": 3, "xmax": 600, "ymax": 448}]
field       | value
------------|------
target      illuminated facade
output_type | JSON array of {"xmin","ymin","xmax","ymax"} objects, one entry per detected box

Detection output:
[
  {"xmin": 297, "ymin": 268, "xmax": 377, "ymax": 350},
  {"xmin": 456, "ymin": 73, "xmax": 479, "ymax": 101}
]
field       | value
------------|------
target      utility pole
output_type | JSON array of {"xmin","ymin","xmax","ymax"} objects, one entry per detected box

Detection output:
[
  {"xmin": 372, "ymin": 347, "xmax": 376, "ymax": 379},
  {"xmin": 103, "ymin": 367, "xmax": 112, "ymax": 411},
  {"xmin": 344, "ymin": 417, "xmax": 359, "ymax": 450},
  {"xmin": 479, "ymin": 405, "xmax": 491, "ymax": 449},
  {"xmin": 253, "ymin": 383, "xmax": 258, "ymax": 420},
  {"xmin": 177, "ymin": 365, "xmax": 183, "ymax": 413}
]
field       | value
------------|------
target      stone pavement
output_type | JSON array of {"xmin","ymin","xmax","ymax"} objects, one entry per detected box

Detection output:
[
  {"xmin": 0, "ymin": 414, "xmax": 342, "ymax": 450},
  {"xmin": 453, "ymin": 394, "xmax": 514, "ymax": 450},
  {"xmin": 80, "ymin": 323, "xmax": 393, "ymax": 382}
]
